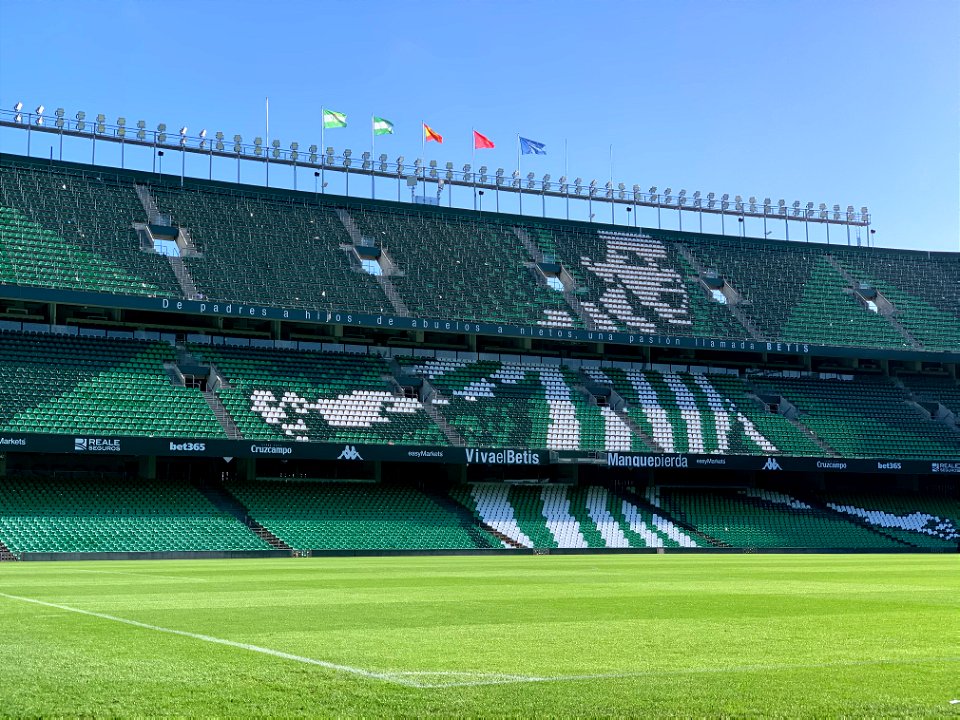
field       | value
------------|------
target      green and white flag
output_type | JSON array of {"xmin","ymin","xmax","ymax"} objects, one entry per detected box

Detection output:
[
  {"xmin": 372, "ymin": 116, "xmax": 394, "ymax": 135},
  {"xmin": 322, "ymin": 109, "xmax": 347, "ymax": 129}
]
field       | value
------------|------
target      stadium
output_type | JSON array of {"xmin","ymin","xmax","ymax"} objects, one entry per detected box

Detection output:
[{"xmin": 1, "ymin": 3, "xmax": 958, "ymax": 716}]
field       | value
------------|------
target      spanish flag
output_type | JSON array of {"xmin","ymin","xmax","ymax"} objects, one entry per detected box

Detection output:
[{"xmin": 423, "ymin": 123, "xmax": 443, "ymax": 144}]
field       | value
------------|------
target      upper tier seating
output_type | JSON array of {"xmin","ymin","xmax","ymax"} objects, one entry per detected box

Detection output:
[
  {"xmin": 0, "ymin": 155, "xmax": 957, "ymax": 354},
  {"xmin": 152, "ymin": 185, "xmax": 391, "ymax": 312},
  {"xmin": 347, "ymin": 206, "xmax": 575, "ymax": 326},
  {"xmin": 749, "ymin": 374, "xmax": 960, "ymax": 459},
  {"xmin": 0, "ymin": 159, "xmax": 180, "ymax": 296},
  {"xmin": 0, "ymin": 332, "xmax": 224, "ymax": 437},
  {"xmin": 227, "ymin": 480, "xmax": 496, "ymax": 550},
  {"xmin": 648, "ymin": 230, "xmax": 909, "ymax": 348},
  {"xmin": 0, "ymin": 476, "xmax": 269, "ymax": 557},
  {"xmin": 833, "ymin": 249, "xmax": 960, "ymax": 351},
  {"xmin": 191, "ymin": 344, "xmax": 447, "ymax": 445}
]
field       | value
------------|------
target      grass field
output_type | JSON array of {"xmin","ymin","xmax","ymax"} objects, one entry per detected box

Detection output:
[{"xmin": 1, "ymin": 554, "xmax": 957, "ymax": 717}]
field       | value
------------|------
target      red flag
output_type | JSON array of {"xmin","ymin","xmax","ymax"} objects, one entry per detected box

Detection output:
[
  {"xmin": 473, "ymin": 130, "xmax": 495, "ymax": 149},
  {"xmin": 423, "ymin": 123, "xmax": 443, "ymax": 143}
]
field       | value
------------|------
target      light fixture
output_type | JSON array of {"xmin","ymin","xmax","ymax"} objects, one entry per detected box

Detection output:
[
  {"xmin": 156, "ymin": 122, "xmax": 167, "ymax": 143},
  {"xmin": 35, "ymin": 105, "xmax": 44, "ymax": 125},
  {"xmin": 707, "ymin": 192, "xmax": 716, "ymax": 208},
  {"xmin": 290, "ymin": 142, "xmax": 299, "ymax": 162},
  {"xmin": 309, "ymin": 145, "xmax": 319, "ymax": 164},
  {"xmin": 116, "ymin": 117, "xmax": 126, "ymax": 138},
  {"xmin": 55, "ymin": 108, "xmax": 65, "ymax": 129},
  {"xmin": 749, "ymin": 196, "xmax": 757, "ymax": 213},
  {"xmin": 76, "ymin": 111, "xmax": 87, "ymax": 131},
  {"xmin": 215, "ymin": 131, "xmax": 225, "ymax": 151},
  {"xmin": 13, "ymin": 101, "xmax": 23, "ymax": 112},
  {"xmin": 253, "ymin": 136, "xmax": 262, "ymax": 156},
  {"xmin": 233, "ymin": 134, "xmax": 243, "ymax": 153},
  {"xmin": 271, "ymin": 139, "xmax": 280, "ymax": 159},
  {"xmin": 678, "ymin": 189, "xmax": 687, "ymax": 205},
  {"xmin": 95, "ymin": 114, "xmax": 106, "ymax": 133},
  {"xmin": 343, "ymin": 148, "xmax": 352, "ymax": 168}
]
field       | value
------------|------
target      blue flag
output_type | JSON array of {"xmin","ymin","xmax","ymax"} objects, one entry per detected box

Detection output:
[{"xmin": 519, "ymin": 137, "xmax": 547, "ymax": 155}]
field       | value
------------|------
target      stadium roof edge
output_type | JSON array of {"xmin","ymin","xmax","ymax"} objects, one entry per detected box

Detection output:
[{"xmin": 1, "ymin": 151, "xmax": 957, "ymax": 261}]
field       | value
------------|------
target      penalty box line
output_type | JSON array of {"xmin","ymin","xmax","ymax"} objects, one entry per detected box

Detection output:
[{"xmin": 1, "ymin": 592, "xmax": 958, "ymax": 690}]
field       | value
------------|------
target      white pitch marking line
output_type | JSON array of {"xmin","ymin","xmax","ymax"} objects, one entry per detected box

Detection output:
[
  {"xmin": 0, "ymin": 592, "xmax": 403, "ymax": 685},
  {"xmin": 0, "ymin": 592, "xmax": 957, "ymax": 689}
]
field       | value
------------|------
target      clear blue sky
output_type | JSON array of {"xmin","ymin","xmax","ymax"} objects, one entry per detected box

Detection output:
[{"xmin": 1, "ymin": 0, "xmax": 957, "ymax": 252}]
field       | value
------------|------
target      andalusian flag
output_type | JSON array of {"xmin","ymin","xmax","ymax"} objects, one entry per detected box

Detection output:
[
  {"xmin": 373, "ymin": 117, "xmax": 394, "ymax": 135},
  {"xmin": 423, "ymin": 123, "xmax": 443, "ymax": 143},
  {"xmin": 322, "ymin": 109, "xmax": 347, "ymax": 129}
]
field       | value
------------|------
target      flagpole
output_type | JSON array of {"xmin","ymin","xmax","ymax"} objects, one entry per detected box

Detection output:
[
  {"xmin": 265, "ymin": 97, "xmax": 270, "ymax": 188},
  {"xmin": 371, "ymin": 115, "xmax": 376, "ymax": 200},
  {"xmin": 517, "ymin": 133, "xmax": 522, "ymax": 217},
  {"xmin": 420, "ymin": 120, "xmax": 426, "ymax": 202},
  {"xmin": 609, "ymin": 143, "xmax": 614, "ymax": 224},
  {"xmin": 320, "ymin": 106, "xmax": 325, "ymax": 195},
  {"xmin": 564, "ymin": 138, "xmax": 569, "ymax": 220},
  {"xmin": 472, "ymin": 127, "xmax": 476, "ymax": 211}
]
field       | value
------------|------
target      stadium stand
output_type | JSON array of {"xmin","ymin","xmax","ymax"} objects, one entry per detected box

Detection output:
[
  {"xmin": 226, "ymin": 480, "xmax": 498, "ymax": 550},
  {"xmin": 0, "ymin": 331, "xmax": 224, "ymax": 438},
  {"xmin": 0, "ymin": 476, "xmax": 270, "ymax": 557},
  {"xmin": 189, "ymin": 343, "xmax": 447, "ymax": 444},
  {"xmin": 650, "ymin": 486, "xmax": 907, "ymax": 549},
  {"xmin": 0, "ymin": 158, "xmax": 181, "ymax": 296},
  {"xmin": 748, "ymin": 374, "xmax": 960, "ymax": 459}
]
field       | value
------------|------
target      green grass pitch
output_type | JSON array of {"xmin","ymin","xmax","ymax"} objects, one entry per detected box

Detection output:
[{"xmin": 1, "ymin": 554, "xmax": 957, "ymax": 717}]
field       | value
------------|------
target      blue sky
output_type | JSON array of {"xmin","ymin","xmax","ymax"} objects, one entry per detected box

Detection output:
[{"xmin": 1, "ymin": 0, "xmax": 957, "ymax": 251}]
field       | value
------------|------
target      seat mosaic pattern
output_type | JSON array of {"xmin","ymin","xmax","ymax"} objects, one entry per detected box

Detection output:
[
  {"xmin": 192, "ymin": 345, "xmax": 447, "ymax": 445},
  {"xmin": 399, "ymin": 357, "xmax": 617, "ymax": 450}
]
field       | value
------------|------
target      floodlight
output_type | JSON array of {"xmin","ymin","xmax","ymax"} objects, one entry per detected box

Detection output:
[
  {"xmin": 94, "ymin": 114, "xmax": 106, "ymax": 133},
  {"xmin": 480, "ymin": 166, "xmax": 489, "ymax": 183},
  {"xmin": 463, "ymin": 163, "xmax": 472, "ymax": 173},
  {"xmin": 860, "ymin": 206, "xmax": 869, "ymax": 218},
  {"xmin": 75, "ymin": 111, "xmax": 86, "ymax": 131},
  {"xmin": 55, "ymin": 108, "xmax": 64, "ymax": 118},
  {"xmin": 116, "ymin": 117, "xmax": 126, "ymax": 138},
  {"xmin": 13, "ymin": 102, "xmax": 22, "ymax": 112},
  {"xmin": 649, "ymin": 186, "xmax": 657, "ymax": 196},
  {"xmin": 343, "ymin": 149, "xmax": 352, "ymax": 168},
  {"xmin": 544, "ymin": 174, "xmax": 552, "ymax": 191},
  {"xmin": 379, "ymin": 153, "xmax": 387, "ymax": 162},
  {"xmin": 819, "ymin": 202, "xmax": 827, "ymax": 219},
  {"xmin": 721, "ymin": 194, "xmax": 730, "ymax": 210},
  {"xmin": 310, "ymin": 145, "xmax": 319, "ymax": 163},
  {"xmin": 137, "ymin": 123, "xmax": 146, "ymax": 140}
]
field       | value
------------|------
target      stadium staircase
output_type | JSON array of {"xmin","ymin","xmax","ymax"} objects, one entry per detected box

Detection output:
[
  {"xmin": 511, "ymin": 226, "xmax": 594, "ymax": 329},
  {"xmin": 621, "ymin": 485, "xmax": 723, "ymax": 547},
  {"xmin": 420, "ymin": 486, "xmax": 501, "ymax": 549},
  {"xmin": 193, "ymin": 477, "xmax": 292, "ymax": 550},
  {"xmin": 335, "ymin": 208, "xmax": 410, "ymax": 316},
  {"xmin": 0, "ymin": 538, "xmax": 17, "ymax": 561},
  {"xmin": 823, "ymin": 255, "xmax": 920, "ymax": 348},
  {"xmin": 673, "ymin": 243, "xmax": 764, "ymax": 341}
]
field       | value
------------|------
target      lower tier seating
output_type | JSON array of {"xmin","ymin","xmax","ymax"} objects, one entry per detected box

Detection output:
[
  {"xmin": 227, "ymin": 480, "xmax": 498, "ymax": 550},
  {"xmin": 0, "ymin": 476, "xmax": 269, "ymax": 557},
  {"xmin": 651, "ymin": 486, "xmax": 914, "ymax": 549}
]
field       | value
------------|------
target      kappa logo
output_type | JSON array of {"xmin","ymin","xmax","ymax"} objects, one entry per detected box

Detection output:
[
  {"xmin": 762, "ymin": 457, "xmax": 783, "ymax": 471},
  {"xmin": 338, "ymin": 445, "xmax": 363, "ymax": 461}
]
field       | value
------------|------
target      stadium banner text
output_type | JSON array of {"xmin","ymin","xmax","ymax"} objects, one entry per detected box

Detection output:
[
  {"xmin": 1, "ymin": 285, "xmax": 957, "ymax": 362},
  {"xmin": 0, "ymin": 435, "xmax": 957, "ymax": 474}
]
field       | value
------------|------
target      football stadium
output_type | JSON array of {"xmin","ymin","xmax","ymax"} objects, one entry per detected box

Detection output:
[{"xmin": 1, "ymin": 3, "xmax": 958, "ymax": 716}]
